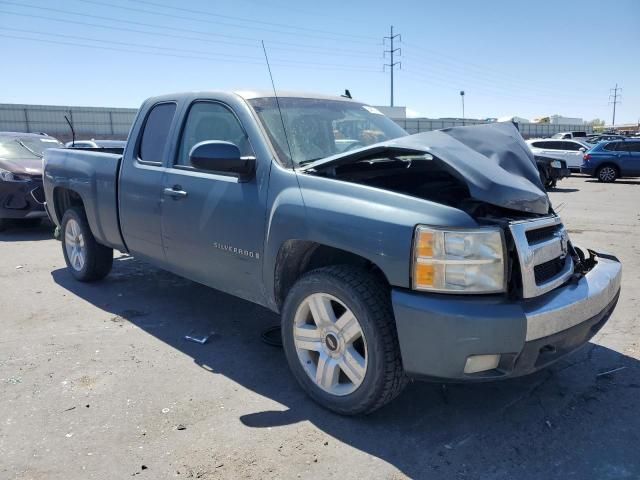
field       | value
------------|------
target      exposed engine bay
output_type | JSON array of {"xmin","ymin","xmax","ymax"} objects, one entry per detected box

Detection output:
[{"xmin": 300, "ymin": 122, "xmax": 551, "ymax": 218}]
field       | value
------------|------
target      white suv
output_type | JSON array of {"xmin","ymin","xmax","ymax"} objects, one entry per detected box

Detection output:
[{"xmin": 526, "ymin": 139, "xmax": 589, "ymax": 171}]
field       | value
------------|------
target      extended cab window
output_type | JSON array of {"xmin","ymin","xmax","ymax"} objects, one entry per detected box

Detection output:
[
  {"xmin": 176, "ymin": 102, "xmax": 253, "ymax": 167},
  {"xmin": 139, "ymin": 102, "xmax": 176, "ymax": 163}
]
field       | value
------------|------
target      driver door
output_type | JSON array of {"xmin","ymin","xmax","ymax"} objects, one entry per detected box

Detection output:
[{"xmin": 160, "ymin": 100, "xmax": 268, "ymax": 303}]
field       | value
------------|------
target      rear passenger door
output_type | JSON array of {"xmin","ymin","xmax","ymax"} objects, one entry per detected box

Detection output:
[
  {"xmin": 617, "ymin": 142, "xmax": 640, "ymax": 175},
  {"xmin": 559, "ymin": 141, "xmax": 584, "ymax": 169},
  {"xmin": 160, "ymin": 100, "xmax": 268, "ymax": 303},
  {"xmin": 119, "ymin": 101, "xmax": 177, "ymax": 265}
]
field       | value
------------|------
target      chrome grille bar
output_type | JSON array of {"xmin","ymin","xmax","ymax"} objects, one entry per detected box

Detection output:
[{"xmin": 510, "ymin": 216, "xmax": 574, "ymax": 298}]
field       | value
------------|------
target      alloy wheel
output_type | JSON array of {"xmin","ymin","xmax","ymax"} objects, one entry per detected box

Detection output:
[
  {"xmin": 64, "ymin": 218, "xmax": 86, "ymax": 271},
  {"xmin": 293, "ymin": 293, "xmax": 368, "ymax": 396}
]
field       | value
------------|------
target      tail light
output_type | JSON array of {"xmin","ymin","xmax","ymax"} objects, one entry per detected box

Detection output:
[{"xmin": 583, "ymin": 153, "xmax": 591, "ymax": 161}]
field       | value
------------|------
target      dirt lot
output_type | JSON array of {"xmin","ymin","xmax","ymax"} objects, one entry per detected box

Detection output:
[{"xmin": 1, "ymin": 175, "xmax": 639, "ymax": 480}]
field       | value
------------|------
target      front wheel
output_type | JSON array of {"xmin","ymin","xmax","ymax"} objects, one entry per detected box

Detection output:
[
  {"xmin": 597, "ymin": 165, "xmax": 618, "ymax": 182},
  {"xmin": 281, "ymin": 265, "xmax": 406, "ymax": 415},
  {"xmin": 61, "ymin": 207, "xmax": 113, "ymax": 282}
]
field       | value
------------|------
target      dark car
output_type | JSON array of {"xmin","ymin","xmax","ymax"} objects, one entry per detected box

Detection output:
[
  {"xmin": 0, "ymin": 132, "xmax": 64, "ymax": 231},
  {"xmin": 534, "ymin": 155, "xmax": 570, "ymax": 189},
  {"xmin": 584, "ymin": 134, "xmax": 626, "ymax": 144},
  {"xmin": 581, "ymin": 139, "xmax": 640, "ymax": 182}
]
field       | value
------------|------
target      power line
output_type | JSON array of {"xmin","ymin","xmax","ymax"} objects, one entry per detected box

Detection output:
[
  {"xmin": 0, "ymin": 8, "xmax": 380, "ymax": 58},
  {"xmin": 609, "ymin": 84, "xmax": 622, "ymax": 126},
  {"xmin": 401, "ymin": 42, "xmax": 600, "ymax": 100},
  {"xmin": 383, "ymin": 26, "xmax": 401, "ymax": 107},
  {"xmin": 1, "ymin": 0, "xmax": 374, "ymax": 44},
  {"xmin": 0, "ymin": 31, "xmax": 383, "ymax": 73},
  {"xmin": 125, "ymin": 0, "xmax": 377, "ymax": 41}
]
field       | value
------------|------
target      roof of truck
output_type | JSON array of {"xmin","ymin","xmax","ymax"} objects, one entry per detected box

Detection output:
[{"xmin": 234, "ymin": 90, "xmax": 359, "ymax": 102}]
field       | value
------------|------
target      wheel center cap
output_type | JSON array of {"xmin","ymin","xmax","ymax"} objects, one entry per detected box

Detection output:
[{"xmin": 324, "ymin": 333, "xmax": 339, "ymax": 352}]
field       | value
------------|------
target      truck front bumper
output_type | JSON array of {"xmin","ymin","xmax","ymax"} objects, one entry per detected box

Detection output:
[{"xmin": 392, "ymin": 253, "xmax": 622, "ymax": 380}]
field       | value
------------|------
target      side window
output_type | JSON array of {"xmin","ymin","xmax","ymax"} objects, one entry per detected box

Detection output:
[
  {"xmin": 546, "ymin": 141, "xmax": 563, "ymax": 150},
  {"xmin": 618, "ymin": 142, "xmax": 640, "ymax": 153},
  {"xmin": 603, "ymin": 142, "xmax": 619, "ymax": 151},
  {"xmin": 563, "ymin": 142, "xmax": 582, "ymax": 151},
  {"xmin": 176, "ymin": 101, "xmax": 253, "ymax": 167},
  {"xmin": 139, "ymin": 102, "xmax": 177, "ymax": 163},
  {"xmin": 531, "ymin": 141, "xmax": 547, "ymax": 148}
]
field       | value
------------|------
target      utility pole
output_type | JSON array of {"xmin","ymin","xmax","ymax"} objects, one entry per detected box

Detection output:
[
  {"xmin": 609, "ymin": 84, "xmax": 622, "ymax": 127},
  {"xmin": 383, "ymin": 26, "xmax": 401, "ymax": 107},
  {"xmin": 460, "ymin": 91, "xmax": 465, "ymax": 125}
]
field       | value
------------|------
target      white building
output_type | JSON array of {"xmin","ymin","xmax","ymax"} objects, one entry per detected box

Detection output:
[{"xmin": 546, "ymin": 115, "xmax": 584, "ymax": 125}]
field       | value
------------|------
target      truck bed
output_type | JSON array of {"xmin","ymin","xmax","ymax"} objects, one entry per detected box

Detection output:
[{"xmin": 43, "ymin": 148, "xmax": 126, "ymax": 251}]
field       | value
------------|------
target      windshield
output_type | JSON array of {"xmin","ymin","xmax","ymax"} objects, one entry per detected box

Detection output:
[
  {"xmin": 0, "ymin": 136, "xmax": 63, "ymax": 160},
  {"xmin": 248, "ymin": 97, "xmax": 408, "ymax": 166}
]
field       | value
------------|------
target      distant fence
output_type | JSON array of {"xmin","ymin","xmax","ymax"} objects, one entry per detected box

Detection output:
[
  {"xmin": 393, "ymin": 118, "xmax": 593, "ymax": 139},
  {"xmin": 0, "ymin": 103, "xmax": 593, "ymax": 143},
  {"xmin": 0, "ymin": 103, "xmax": 137, "ymax": 143}
]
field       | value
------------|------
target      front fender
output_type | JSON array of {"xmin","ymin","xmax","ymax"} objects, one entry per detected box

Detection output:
[{"xmin": 262, "ymin": 165, "xmax": 477, "ymax": 309}]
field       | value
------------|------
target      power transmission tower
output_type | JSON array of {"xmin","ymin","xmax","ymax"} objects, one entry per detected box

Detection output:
[
  {"xmin": 383, "ymin": 26, "xmax": 401, "ymax": 107},
  {"xmin": 609, "ymin": 84, "xmax": 622, "ymax": 127}
]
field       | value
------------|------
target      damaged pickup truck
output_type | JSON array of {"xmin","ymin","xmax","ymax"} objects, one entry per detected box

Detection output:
[{"xmin": 43, "ymin": 91, "xmax": 622, "ymax": 415}]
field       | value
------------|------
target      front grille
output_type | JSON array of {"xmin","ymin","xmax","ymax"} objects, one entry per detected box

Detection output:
[
  {"xmin": 526, "ymin": 224, "xmax": 560, "ymax": 244},
  {"xmin": 534, "ymin": 257, "xmax": 566, "ymax": 284},
  {"xmin": 509, "ymin": 216, "xmax": 574, "ymax": 298},
  {"xmin": 30, "ymin": 186, "xmax": 45, "ymax": 204}
]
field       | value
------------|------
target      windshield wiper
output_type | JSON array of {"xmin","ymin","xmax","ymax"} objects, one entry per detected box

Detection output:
[
  {"xmin": 297, "ymin": 157, "xmax": 325, "ymax": 166},
  {"xmin": 17, "ymin": 140, "xmax": 43, "ymax": 158}
]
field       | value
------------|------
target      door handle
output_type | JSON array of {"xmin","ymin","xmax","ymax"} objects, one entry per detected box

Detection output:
[{"xmin": 163, "ymin": 186, "xmax": 188, "ymax": 198}]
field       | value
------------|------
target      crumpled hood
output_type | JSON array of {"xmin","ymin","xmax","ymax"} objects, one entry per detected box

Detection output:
[
  {"xmin": 0, "ymin": 157, "xmax": 43, "ymax": 176},
  {"xmin": 300, "ymin": 122, "xmax": 549, "ymax": 215}
]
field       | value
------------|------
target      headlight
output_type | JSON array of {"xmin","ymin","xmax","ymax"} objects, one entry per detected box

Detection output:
[
  {"xmin": 0, "ymin": 168, "xmax": 29, "ymax": 182},
  {"xmin": 412, "ymin": 226, "xmax": 506, "ymax": 293},
  {"xmin": 550, "ymin": 160, "xmax": 562, "ymax": 168}
]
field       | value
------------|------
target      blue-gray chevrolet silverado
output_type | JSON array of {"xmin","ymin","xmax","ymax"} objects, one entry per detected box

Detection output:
[{"xmin": 43, "ymin": 91, "xmax": 622, "ymax": 415}]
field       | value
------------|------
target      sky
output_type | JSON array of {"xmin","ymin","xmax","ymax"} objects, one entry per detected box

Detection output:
[{"xmin": 1, "ymin": 0, "xmax": 639, "ymax": 124}]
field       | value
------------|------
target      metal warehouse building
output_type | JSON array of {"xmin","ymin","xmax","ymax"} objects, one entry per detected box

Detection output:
[
  {"xmin": 0, "ymin": 103, "xmax": 137, "ymax": 143},
  {"xmin": 0, "ymin": 102, "xmax": 591, "ymax": 143}
]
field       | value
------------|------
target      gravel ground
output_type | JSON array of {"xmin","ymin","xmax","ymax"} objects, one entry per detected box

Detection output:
[{"xmin": 1, "ymin": 175, "xmax": 639, "ymax": 480}]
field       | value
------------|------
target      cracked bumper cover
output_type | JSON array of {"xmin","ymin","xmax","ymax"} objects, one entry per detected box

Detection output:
[{"xmin": 392, "ymin": 253, "xmax": 622, "ymax": 380}]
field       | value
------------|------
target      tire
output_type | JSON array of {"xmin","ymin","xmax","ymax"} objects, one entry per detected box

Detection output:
[
  {"xmin": 61, "ymin": 207, "xmax": 113, "ymax": 282},
  {"xmin": 597, "ymin": 165, "xmax": 618, "ymax": 183},
  {"xmin": 281, "ymin": 265, "xmax": 406, "ymax": 415}
]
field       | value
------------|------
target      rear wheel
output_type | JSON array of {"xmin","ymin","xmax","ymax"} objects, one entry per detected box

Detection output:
[
  {"xmin": 597, "ymin": 165, "xmax": 618, "ymax": 182},
  {"xmin": 61, "ymin": 207, "xmax": 113, "ymax": 281},
  {"xmin": 281, "ymin": 265, "xmax": 406, "ymax": 415}
]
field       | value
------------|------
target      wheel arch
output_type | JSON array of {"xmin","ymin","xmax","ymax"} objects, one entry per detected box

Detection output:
[
  {"xmin": 273, "ymin": 240, "xmax": 390, "ymax": 311},
  {"xmin": 52, "ymin": 187, "xmax": 86, "ymax": 225}
]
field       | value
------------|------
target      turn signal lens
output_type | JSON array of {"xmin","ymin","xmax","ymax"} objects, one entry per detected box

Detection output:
[
  {"xmin": 416, "ymin": 231, "xmax": 434, "ymax": 257},
  {"xmin": 415, "ymin": 263, "xmax": 435, "ymax": 287}
]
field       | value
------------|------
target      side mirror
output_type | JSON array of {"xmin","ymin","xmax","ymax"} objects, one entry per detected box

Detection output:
[
  {"xmin": 579, "ymin": 147, "xmax": 586, "ymax": 152},
  {"xmin": 189, "ymin": 140, "xmax": 254, "ymax": 180}
]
